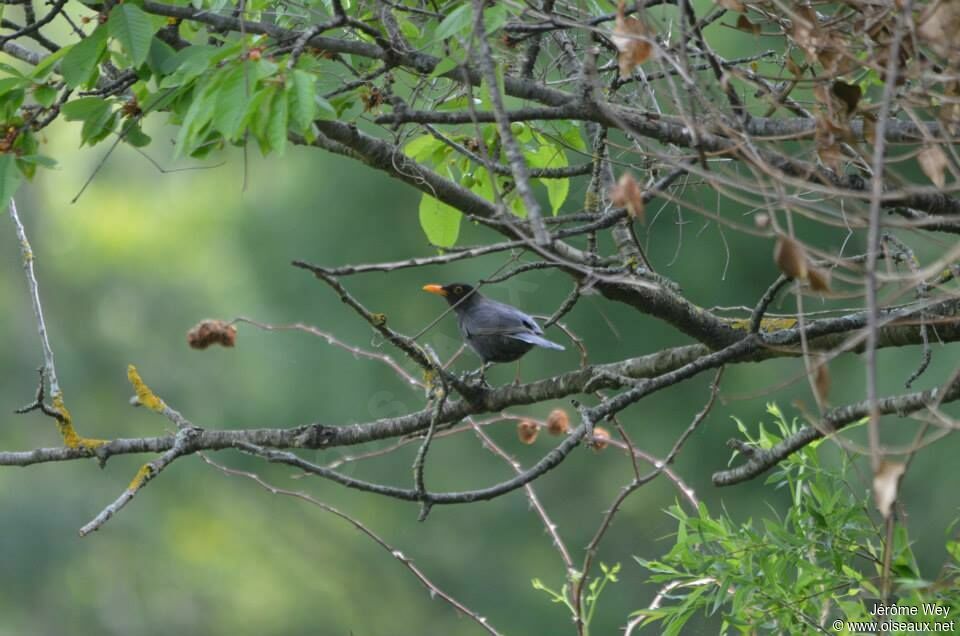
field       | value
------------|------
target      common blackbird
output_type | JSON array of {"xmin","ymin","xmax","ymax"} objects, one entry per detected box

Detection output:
[{"xmin": 422, "ymin": 283, "xmax": 564, "ymax": 374}]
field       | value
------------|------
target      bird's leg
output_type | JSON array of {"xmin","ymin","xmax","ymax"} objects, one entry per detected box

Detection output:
[
  {"xmin": 513, "ymin": 361, "xmax": 522, "ymax": 386},
  {"xmin": 478, "ymin": 362, "xmax": 492, "ymax": 388},
  {"xmin": 461, "ymin": 362, "xmax": 492, "ymax": 388}
]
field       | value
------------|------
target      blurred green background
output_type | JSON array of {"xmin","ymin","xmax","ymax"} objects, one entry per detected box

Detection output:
[{"xmin": 1, "ymin": 108, "xmax": 958, "ymax": 635}]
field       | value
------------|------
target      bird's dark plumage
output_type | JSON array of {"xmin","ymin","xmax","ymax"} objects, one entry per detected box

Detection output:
[{"xmin": 422, "ymin": 283, "xmax": 565, "ymax": 364}]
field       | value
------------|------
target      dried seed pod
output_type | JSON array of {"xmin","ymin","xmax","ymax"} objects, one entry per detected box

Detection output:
[
  {"xmin": 517, "ymin": 419, "xmax": 539, "ymax": 445},
  {"xmin": 590, "ymin": 426, "xmax": 611, "ymax": 452},
  {"xmin": 610, "ymin": 172, "xmax": 645, "ymax": 221},
  {"xmin": 546, "ymin": 409, "xmax": 570, "ymax": 436},
  {"xmin": 187, "ymin": 320, "xmax": 237, "ymax": 350}
]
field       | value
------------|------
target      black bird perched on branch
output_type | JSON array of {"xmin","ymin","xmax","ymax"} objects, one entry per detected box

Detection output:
[{"xmin": 422, "ymin": 283, "xmax": 564, "ymax": 380}]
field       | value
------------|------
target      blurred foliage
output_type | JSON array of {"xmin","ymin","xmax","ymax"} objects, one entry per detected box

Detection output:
[{"xmin": 633, "ymin": 405, "xmax": 960, "ymax": 634}]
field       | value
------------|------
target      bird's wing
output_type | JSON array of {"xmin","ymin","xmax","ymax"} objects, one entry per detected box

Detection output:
[
  {"xmin": 507, "ymin": 331, "xmax": 565, "ymax": 350},
  {"xmin": 461, "ymin": 300, "xmax": 543, "ymax": 337}
]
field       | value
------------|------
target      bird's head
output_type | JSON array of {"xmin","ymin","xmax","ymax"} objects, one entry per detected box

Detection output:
[{"xmin": 422, "ymin": 282, "xmax": 477, "ymax": 306}]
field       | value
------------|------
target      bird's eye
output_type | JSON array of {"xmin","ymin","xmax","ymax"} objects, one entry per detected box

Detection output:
[{"xmin": 454, "ymin": 286, "xmax": 463, "ymax": 294}]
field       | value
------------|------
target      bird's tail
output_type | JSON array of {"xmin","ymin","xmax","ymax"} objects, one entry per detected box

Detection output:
[{"xmin": 510, "ymin": 332, "xmax": 565, "ymax": 351}]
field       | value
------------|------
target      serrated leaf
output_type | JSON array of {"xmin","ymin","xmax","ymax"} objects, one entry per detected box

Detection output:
[
  {"xmin": 147, "ymin": 36, "xmax": 177, "ymax": 76},
  {"xmin": 418, "ymin": 194, "xmax": 461, "ymax": 247},
  {"xmin": 430, "ymin": 56, "xmax": 458, "ymax": 78},
  {"xmin": 289, "ymin": 69, "xmax": 317, "ymax": 133},
  {"xmin": 212, "ymin": 64, "xmax": 249, "ymax": 139},
  {"xmin": 121, "ymin": 120, "xmax": 152, "ymax": 147},
  {"xmin": 158, "ymin": 45, "xmax": 217, "ymax": 88},
  {"xmin": 62, "ymin": 96, "xmax": 109, "ymax": 121},
  {"xmin": 174, "ymin": 76, "xmax": 219, "ymax": 157},
  {"xmin": 30, "ymin": 45, "xmax": 71, "ymax": 80},
  {"xmin": 0, "ymin": 153, "xmax": 23, "ymax": 211},
  {"xmin": 434, "ymin": 3, "xmax": 472, "ymax": 41},
  {"xmin": 266, "ymin": 87, "xmax": 288, "ymax": 155},
  {"xmin": 32, "ymin": 84, "xmax": 57, "ymax": 108},
  {"xmin": 109, "ymin": 4, "xmax": 156, "ymax": 67},
  {"xmin": 16, "ymin": 154, "xmax": 57, "ymax": 169},
  {"xmin": 527, "ymin": 143, "xmax": 569, "ymax": 214},
  {"xmin": 404, "ymin": 134, "xmax": 440, "ymax": 161},
  {"xmin": 61, "ymin": 26, "xmax": 107, "ymax": 88}
]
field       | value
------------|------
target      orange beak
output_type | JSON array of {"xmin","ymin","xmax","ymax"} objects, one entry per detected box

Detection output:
[{"xmin": 422, "ymin": 284, "xmax": 447, "ymax": 296}]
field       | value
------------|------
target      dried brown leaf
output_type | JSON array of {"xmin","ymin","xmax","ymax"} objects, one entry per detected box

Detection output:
[
  {"xmin": 774, "ymin": 235, "xmax": 809, "ymax": 280},
  {"xmin": 808, "ymin": 266, "xmax": 831, "ymax": 292},
  {"xmin": 831, "ymin": 81, "xmax": 862, "ymax": 117},
  {"xmin": 862, "ymin": 113, "xmax": 877, "ymax": 145},
  {"xmin": 873, "ymin": 461, "xmax": 906, "ymax": 520},
  {"xmin": 736, "ymin": 14, "xmax": 760, "ymax": 35},
  {"xmin": 716, "ymin": 0, "xmax": 744, "ymax": 12},
  {"xmin": 613, "ymin": 2, "xmax": 652, "ymax": 79},
  {"xmin": 786, "ymin": 57, "xmax": 804, "ymax": 78},
  {"xmin": 610, "ymin": 172, "xmax": 645, "ymax": 222},
  {"xmin": 918, "ymin": 144, "xmax": 949, "ymax": 189},
  {"xmin": 812, "ymin": 355, "xmax": 830, "ymax": 403}
]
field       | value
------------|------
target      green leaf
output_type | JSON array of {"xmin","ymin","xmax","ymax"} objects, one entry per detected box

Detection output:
[
  {"xmin": 147, "ymin": 36, "xmax": 177, "ymax": 76},
  {"xmin": 0, "ymin": 153, "xmax": 23, "ymax": 211},
  {"xmin": 434, "ymin": 3, "xmax": 472, "ymax": 41},
  {"xmin": 121, "ymin": 119, "xmax": 152, "ymax": 147},
  {"xmin": 62, "ymin": 96, "xmax": 110, "ymax": 122},
  {"xmin": 158, "ymin": 45, "xmax": 217, "ymax": 88},
  {"xmin": 174, "ymin": 77, "xmax": 219, "ymax": 157},
  {"xmin": 30, "ymin": 45, "xmax": 72, "ymax": 80},
  {"xmin": 212, "ymin": 64, "xmax": 249, "ymax": 139},
  {"xmin": 527, "ymin": 142, "xmax": 569, "ymax": 214},
  {"xmin": 418, "ymin": 194, "xmax": 461, "ymax": 247},
  {"xmin": 404, "ymin": 134, "xmax": 440, "ymax": 162},
  {"xmin": 61, "ymin": 26, "xmax": 107, "ymax": 88},
  {"xmin": 429, "ymin": 56, "xmax": 458, "ymax": 78},
  {"xmin": 109, "ymin": 4, "xmax": 156, "ymax": 67},
  {"xmin": 16, "ymin": 154, "xmax": 57, "ymax": 169},
  {"xmin": 266, "ymin": 86, "xmax": 288, "ymax": 155},
  {"xmin": 289, "ymin": 69, "xmax": 317, "ymax": 134},
  {"xmin": 32, "ymin": 84, "xmax": 57, "ymax": 108}
]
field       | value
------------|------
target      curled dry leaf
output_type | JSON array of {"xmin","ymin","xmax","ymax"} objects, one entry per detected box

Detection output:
[
  {"xmin": 774, "ymin": 235, "xmax": 809, "ymax": 280},
  {"xmin": 590, "ymin": 426, "xmax": 611, "ymax": 452},
  {"xmin": 808, "ymin": 266, "xmax": 831, "ymax": 292},
  {"xmin": 811, "ymin": 355, "xmax": 830, "ymax": 403},
  {"xmin": 918, "ymin": 1, "xmax": 960, "ymax": 59},
  {"xmin": 546, "ymin": 408, "xmax": 570, "ymax": 436},
  {"xmin": 918, "ymin": 144, "xmax": 948, "ymax": 189},
  {"xmin": 716, "ymin": 0, "xmax": 744, "ymax": 12},
  {"xmin": 873, "ymin": 461, "xmax": 906, "ymax": 520},
  {"xmin": 610, "ymin": 172, "xmax": 645, "ymax": 222},
  {"xmin": 187, "ymin": 319, "xmax": 238, "ymax": 349},
  {"xmin": 517, "ymin": 419, "xmax": 539, "ymax": 445},
  {"xmin": 862, "ymin": 113, "xmax": 877, "ymax": 145},
  {"xmin": 612, "ymin": 1, "xmax": 652, "ymax": 79},
  {"xmin": 736, "ymin": 14, "xmax": 760, "ymax": 35},
  {"xmin": 831, "ymin": 81, "xmax": 862, "ymax": 117}
]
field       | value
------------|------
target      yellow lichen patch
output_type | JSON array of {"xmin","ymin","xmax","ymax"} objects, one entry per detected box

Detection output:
[
  {"xmin": 728, "ymin": 317, "xmax": 798, "ymax": 333},
  {"xmin": 127, "ymin": 364, "xmax": 165, "ymax": 412},
  {"xmin": 371, "ymin": 313, "xmax": 387, "ymax": 327},
  {"xmin": 127, "ymin": 463, "xmax": 156, "ymax": 491},
  {"xmin": 51, "ymin": 393, "xmax": 108, "ymax": 450}
]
